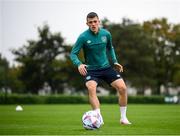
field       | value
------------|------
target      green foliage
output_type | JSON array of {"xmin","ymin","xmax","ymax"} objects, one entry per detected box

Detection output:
[
  {"xmin": 8, "ymin": 66, "xmax": 25, "ymax": 93},
  {"xmin": 45, "ymin": 95, "xmax": 88, "ymax": 104},
  {"xmin": 102, "ymin": 18, "xmax": 180, "ymax": 94},
  {"xmin": 12, "ymin": 25, "xmax": 67, "ymax": 93},
  {"xmin": 0, "ymin": 94, "xmax": 165, "ymax": 104},
  {"xmin": 98, "ymin": 95, "xmax": 164, "ymax": 104},
  {"xmin": 143, "ymin": 19, "xmax": 180, "ymax": 94},
  {"xmin": 0, "ymin": 54, "xmax": 9, "ymax": 89},
  {"xmin": 1, "ymin": 18, "xmax": 179, "ymax": 95},
  {"xmin": 102, "ymin": 18, "xmax": 156, "ymax": 94},
  {"xmin": 128, "ymin": 95, "xmax": 164, "ymax": 104},
  {"xmin": 0, "ymin": 54, "xmax": 23, "ymax": 92}
]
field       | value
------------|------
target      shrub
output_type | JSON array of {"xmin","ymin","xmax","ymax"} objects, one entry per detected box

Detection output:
[{"xmin": 0, "ymin": 94, "xmax": 165, "ymax": 104}]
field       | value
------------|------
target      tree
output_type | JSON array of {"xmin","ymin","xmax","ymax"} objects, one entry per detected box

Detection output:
[
  {"xmin": 102, "ymin": 18, "xmax": 157, "ymax": 94},
  {"xmin": 8, "ymin": 66, "xmax": 25, "ymax": 93},
  {"xmin": 0, "ymin": 54, "xmax": 24, "ymax": 93},
  {"xmin": 0, "ymin": 54, "xmax": 9, "ymax": 90},
  {"xmin": 12, "ymin": 24, "xmax": 67, "ymax": 94},
  {"xmin": 172, "ymin": 24, "xmax": 180, "ymax": 86},
  {"xmin": 63, "ymin": 45, "xmax": 87, "ymax": 93},
  {"xmin": 143, "ymin": 18, "xmax": 180, "ymax": 94}
]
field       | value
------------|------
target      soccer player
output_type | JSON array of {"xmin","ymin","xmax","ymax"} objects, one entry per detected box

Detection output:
[{"xmin": 70, "ymin": 12, "xmax": 131, "ymax": 125}]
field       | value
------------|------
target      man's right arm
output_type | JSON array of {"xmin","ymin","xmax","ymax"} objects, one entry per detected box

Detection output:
[
  {"xmin": 70, "ymin": 36, "xmax": 87, "ymax": 76},
  {"xmin": 70, "ymin": 36, "xmax": 84, "ymax": 67}
]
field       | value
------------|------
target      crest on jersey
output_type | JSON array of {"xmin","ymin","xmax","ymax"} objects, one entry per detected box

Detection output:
[
  {"xmin": 87, "ymin": 40, "xmax": 91, "ymax": 44},
  {"xmin": 101, "ymin": 36, "xmax": 107, "ymax": 43}
]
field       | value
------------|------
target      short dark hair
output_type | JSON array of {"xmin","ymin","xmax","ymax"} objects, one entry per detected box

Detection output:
[{"xmin": 86, "ymin": 12, "xmax": 99, "ymax": 20}]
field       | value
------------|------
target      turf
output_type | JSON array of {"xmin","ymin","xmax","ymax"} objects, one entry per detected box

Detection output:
[{"xmin": 0, "ymin": 104, "xmax": 180, "ymax": 135}]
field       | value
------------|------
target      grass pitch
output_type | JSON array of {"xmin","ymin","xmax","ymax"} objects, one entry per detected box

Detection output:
[{"xmin": 0, "ymin": 104, "xmax": 180, "ymax": 135}]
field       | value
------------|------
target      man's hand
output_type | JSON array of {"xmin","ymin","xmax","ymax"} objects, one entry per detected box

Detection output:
[
  {"xmin": 78, "ymin": 64, "xmax": 87, "ymax": 76},
  {"xmin": 114, "ymin": 63, "xmax": 123, "ymax": 72}
]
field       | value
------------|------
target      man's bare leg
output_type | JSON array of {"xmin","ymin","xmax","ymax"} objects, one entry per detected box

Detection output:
[
  {"xmin": 86, "ymin": 80, "xmax": 104, "ymax": 124},
  {"xmin": 111, "ymin": 79, "xmax": 131, "ymax": 125}
]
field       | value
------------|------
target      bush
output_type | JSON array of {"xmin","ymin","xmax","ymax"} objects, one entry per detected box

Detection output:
[
  {"xmin": 0, "ymin": 94, "xmax": 45, "ymax": 104},
  {"xmin": 128, "ymin": 95, "xmax": 165, "ymax": 104},
  {"xmin": 44, "ymin": 95, "xmax": 88, "ymax": 104},
  {"xmin": 0, "ymin": 94, "xmax": 166, "ymax": 104}
]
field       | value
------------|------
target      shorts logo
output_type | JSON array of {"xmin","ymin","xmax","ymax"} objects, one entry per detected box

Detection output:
[
  {"xmin": 87, "ymin": 40, "xmax": 91, "ymax": 44},
  {"xmin": 101, "ymin": 36, "xmax": 107, "ymax": 43},
  {"xmin": 117, "ymin": 74, "xmax": 120, "ymax": 77},
  {"xmin": 86, "ymin": 76, "xmax": 91, "ymax": 80}
]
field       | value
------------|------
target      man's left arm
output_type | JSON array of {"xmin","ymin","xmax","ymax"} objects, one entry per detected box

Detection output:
[
  {"xmin": 107, "ymin": 33, "xmax": 118, "ymax": 64},
  {"xmin": 107, "ymin": 33, "xmax": 123, "ymax": 72}
]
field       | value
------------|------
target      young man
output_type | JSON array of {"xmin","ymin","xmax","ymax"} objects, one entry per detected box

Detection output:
[{"xmin": 70, "ymin": 12, "xmax": 131, "ymax": 125}]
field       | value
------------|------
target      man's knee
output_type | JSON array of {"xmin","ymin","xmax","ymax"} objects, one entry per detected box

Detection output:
[
  {"xmin": 111, "ymin": 79, "xmax": 127, "ymax": 94},
  {"xmin": 85, "ymin": 80, "xmax": 97, "ymax": 94},
  {"xmin": 117, "ymin": 85, "xmax": 127, "ymax": 93}
]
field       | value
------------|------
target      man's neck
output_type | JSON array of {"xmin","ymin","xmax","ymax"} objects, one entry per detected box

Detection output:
[{"xmin": 89, "ymin": 28, "xmax": 100, "ymax": 35}]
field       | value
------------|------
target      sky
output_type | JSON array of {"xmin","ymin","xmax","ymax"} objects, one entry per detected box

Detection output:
[{"xmin": 0, "ymin": 0, "xmax": 180, "ymax": 66}]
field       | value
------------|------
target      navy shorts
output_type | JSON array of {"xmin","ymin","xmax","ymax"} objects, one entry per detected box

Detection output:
[{"xmin": 84, "ymin": 66, "xmax": 122, "ymax": 85}]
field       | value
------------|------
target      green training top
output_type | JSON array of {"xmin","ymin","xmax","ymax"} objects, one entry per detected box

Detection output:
[{"xmin": 70, "ymin": 28, "xmax": 118, "ymax": 70}]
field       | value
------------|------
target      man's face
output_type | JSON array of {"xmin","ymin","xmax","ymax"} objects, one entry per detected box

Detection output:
[{"xmin": 86, "ymin": 17, "xmax": 100, "ymax": 34}]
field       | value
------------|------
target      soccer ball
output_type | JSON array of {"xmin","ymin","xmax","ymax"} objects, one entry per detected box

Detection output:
[{"xmin": 82, "ymin": 110, "xmax": 101, "ymax": 130}]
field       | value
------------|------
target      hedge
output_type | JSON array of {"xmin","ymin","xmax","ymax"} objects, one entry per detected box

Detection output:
[{"xmin": 0, "ymin": 94, "xmax": 165, "ymax": 104}]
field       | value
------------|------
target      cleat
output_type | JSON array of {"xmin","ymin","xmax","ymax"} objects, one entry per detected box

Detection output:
[
  {"xmin": 120, "ymin": 118, "xmax": 131, "ymax": 125},
  {"xmin": 101, "ymin": 120, "xmax": 104, "ymax": 125}
]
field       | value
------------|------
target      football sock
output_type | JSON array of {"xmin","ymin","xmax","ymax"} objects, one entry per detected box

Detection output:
[
  {"xmin": 94, "ymin": 108, "xmax": 104, "ymax": 124},
  {"xmin": 120, "ymin": 106, "xmax": 127, "ymax": 119},
  {"xmin": 94, "ymin": 108, "xmax": 101, "ymax": 114}
]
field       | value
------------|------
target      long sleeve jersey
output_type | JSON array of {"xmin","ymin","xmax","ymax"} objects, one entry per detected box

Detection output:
[{"xmin": 70, "ymin": 28, "xmax": 118, "ymax": 70}]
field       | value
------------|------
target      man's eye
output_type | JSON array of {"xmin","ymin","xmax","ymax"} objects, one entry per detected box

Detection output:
[{"xmin": 88, "ymin": 21, "xmax": 97, "ymax": 24}]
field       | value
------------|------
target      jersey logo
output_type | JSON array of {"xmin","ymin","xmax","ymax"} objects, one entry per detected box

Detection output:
[
  {"xmin": 87, "ymin": 40, "xmax": 91, "ymax": 44},
  {"xmin": 101, "ymin": 36, "xmax": 107, "ymax": 43}
]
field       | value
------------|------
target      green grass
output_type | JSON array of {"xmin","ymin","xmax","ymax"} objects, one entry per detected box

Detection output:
[{"xmin": 0, "ymin": 104, "xmax": 180, "ymax": 135}]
